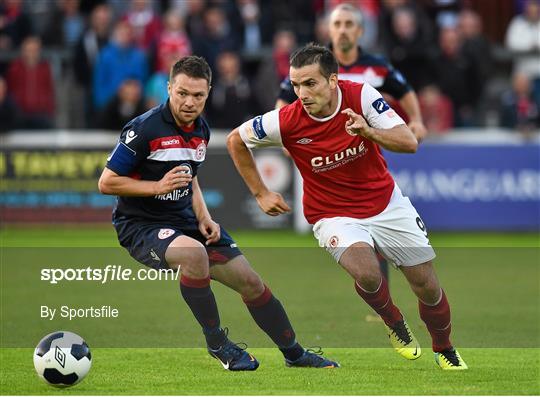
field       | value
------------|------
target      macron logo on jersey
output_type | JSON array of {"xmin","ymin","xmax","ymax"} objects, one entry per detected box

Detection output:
[
  {"xmin": 372, "ymin": 98, "xmax": 390, "ymax": 114},
  {"xmin": 162, "ymin": 138, "xmax": 180, "ymax": 146},
  {"xmin": 252, "ymin": 116, "xmax": 267, "ymax": 139},
  {"xmin": 125, "ymin": 130, "xmax": 138, "ymax": 144}
]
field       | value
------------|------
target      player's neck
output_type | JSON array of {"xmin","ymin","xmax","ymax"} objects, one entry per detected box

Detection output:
[
  {"xmin": 335, "ymin": 47, "xmax": 358, "ymax": 66},
  {"xmin": 172, "ymin": 114, "xmax": 195, "ymax": 130}
]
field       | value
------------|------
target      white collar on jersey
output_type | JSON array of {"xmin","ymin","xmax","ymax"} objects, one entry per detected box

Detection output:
[{"xmin": 306, "ymin": 85, "xmax": 342, "ymax": 122}]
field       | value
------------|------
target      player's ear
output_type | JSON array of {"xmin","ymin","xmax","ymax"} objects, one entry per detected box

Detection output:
[
  {"xmin": 329, "ymin": 73, "xmax": 338, "ymax": 89},
  {"xmin": 167, "ymin": 81, "xmax": 171, "ymax": 96}
]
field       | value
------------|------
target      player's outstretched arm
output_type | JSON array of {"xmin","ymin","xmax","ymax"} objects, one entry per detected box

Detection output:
[
  {"xmin": 227, "ymin": 128, "xmax": 291, "ymax": 216},
  {"xmin": 98, "ymin": 166, "xmax": 192, "ymax": 197},
  {"xmin": 341, "ymin": 108, "xmax": 418, "ymax": 153}
]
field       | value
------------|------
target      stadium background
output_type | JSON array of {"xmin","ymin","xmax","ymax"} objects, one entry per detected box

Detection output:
[{"xmin": 0, "ymin": 0, "xmax": 538, "ymax": 230}]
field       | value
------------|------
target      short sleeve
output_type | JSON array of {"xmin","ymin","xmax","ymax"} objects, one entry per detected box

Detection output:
[
  {"xmin": 378, "ymin": 58, "xmax": 412, "ymax": 100},
  {"xmin": 106, "ymin": 123, "xmax": 149, "ymax": 176},
  {"xmin": 360, "ymin": 83, "xmax": 405, "ymax": 129},
  {"xmin": 238, "ymin": 109, "xmax": 283, "ymax": 149}
]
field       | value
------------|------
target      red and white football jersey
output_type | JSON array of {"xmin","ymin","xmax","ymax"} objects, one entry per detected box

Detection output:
[{"xmin": 239, "ymin": 80, "xmax": 405, "ymax": 224}]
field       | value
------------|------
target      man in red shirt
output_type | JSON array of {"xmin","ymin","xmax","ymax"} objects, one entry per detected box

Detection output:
[
  {"xmin": 227, "ymin": 44, "xmax": 468, "ymax": 370},
  {"xmin": 6, "ymin": 36, "xmax": 55, "ymax": 128}
]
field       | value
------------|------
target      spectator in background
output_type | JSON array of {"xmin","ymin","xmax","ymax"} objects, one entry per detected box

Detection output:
[
  {"xmin": 122, "ymin": 0, "xmax": 161, "ymax": 52},
  {"xmin": 207, "ymin": 51, "xmax": 253, "ymax": 128},
  {"xmin": 505, "ymin": 0, "xmax": 540, "ymax": 79},
  {"xmin": 178, "ymin": 0, "xmax": 206, "ymax": 39},
  {"xmin": 271, "ymin": 0, "xmax": 315, "ymax": 44},
  {"xmin": 73, "ymin": 3, "xmax": 113, "ymax": 125},
  {"xmin": 6, "ymin": 36, "xmax": 55, "ymax": 129},
  {"xmin": 505, "ymin": 0, "xmax": 540, "ymax": 107},
  {"xmin": 231, "ymin": 0, "xmax": 273, "ymax": 54},
  {"xmin": 191, "ymin": 7, "xmax": 239, "ymax": 71},
  {"xmin": 458, "ymin": 8, "xmax": 493, "ymax": 125},
  {"xmin": 378, "ymin": 0, "xmax": 434, "ymax": 61},
  {"xmin": 500, "ymin": 72, "xmax": 540, "ymax": 134},
  {"xmin": 42, "ymin": 0, "xmax": 85, "ymax": 49},
  {"xmin": 432, "ymin": 26, "xmax": 481, "ymax": 127},
  {"xmin": 93, "ymin": 20, "xmax": 148, "ymax": 111},
  {"xmin": 384, "ymin": 6, "xmax": 435, "ymax": 90},
  {"xmin": 0, "ymin": 0, "xmax": 33, "ymax": 75},
  {"xmin": 254, "ymin": 28, "xmax": 296, "ymax": 111},
  {"xmin": 155, "ymin": 9, "xmax": 191, "ymax": 73},
  {"xmin": 145, "ymin": 50, "xmax": 177, "ymax": 109},
  {"xmin": 0, "ymin": 76, "xmax": 19, "ymax": 132},
  {"xmin": 418, "ymin": 84, "xmax": 454, "ymax": 134},
  {"xmin": 98, "ymin": 78, "xmax": 146, "ymax": 131},
  {"xmin": 0, "ymin": 0, "xmax": 32, "ymax": 50},
  {"xmin": 313, "ymin": 13, "xmax": 329, "ymax": 44},
  {"xmin": 458, "ymin": 9, "xmax": 493, "ymax": 82}
]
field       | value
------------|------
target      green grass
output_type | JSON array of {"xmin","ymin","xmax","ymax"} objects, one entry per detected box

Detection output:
[
  {"xmin": 1, "ymin": 227, "xmax": 539, "ymax": 395},
  {"xmin": 1, "ymin": 225, "xmax": 539, "ymax": 247},
  {"xmin": 1, "ymin": 348, "xmax": 539, "ymax": 395}
]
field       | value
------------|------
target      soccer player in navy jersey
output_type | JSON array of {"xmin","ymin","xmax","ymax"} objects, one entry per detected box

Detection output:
[
  {"xmin": 228, "ymin": 44, "xmax": 468, "ymax": 370},
  {"xmin": 98, "ymin": 56, "xmax": 338, "ymax": 371}
]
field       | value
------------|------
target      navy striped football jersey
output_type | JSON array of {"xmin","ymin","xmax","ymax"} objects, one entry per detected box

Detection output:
[{"xmin": 106, "ymin": 101, "xmax": 209, "ymax": 224}]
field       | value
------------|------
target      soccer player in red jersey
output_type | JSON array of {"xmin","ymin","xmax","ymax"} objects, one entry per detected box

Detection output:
[
  {"xmin": 227, "ymin": 44, "xmax": 468, "ymax": 370},
  {"xmin": 276, "ymin": 4, "xmax": 429, "ymax": 315}
]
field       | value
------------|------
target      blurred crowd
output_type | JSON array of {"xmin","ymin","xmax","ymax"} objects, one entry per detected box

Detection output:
[{"xmin": 0, "ymin": 0, "xmax": 539, "ymax": 135}]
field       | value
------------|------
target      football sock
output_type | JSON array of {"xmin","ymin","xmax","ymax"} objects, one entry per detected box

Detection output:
[
  {"xmin": 243, "ymin": 285, "xmax": 303, "ymax": 359},
  {"xmin": 180, "ymin": 275, "xmax": 224, "ymax": 349},
  {"xmin": 354, "ymin": 276, "xmax": 402, "ymax": 326},
  {"xmin": 419, "ymin": 289, "xmax": 452, "ymax": 352}
]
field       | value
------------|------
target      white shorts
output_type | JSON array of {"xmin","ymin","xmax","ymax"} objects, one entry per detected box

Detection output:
[{"xmin": 313, "ymin": 184, "xmax": 436, "ymax": 267}]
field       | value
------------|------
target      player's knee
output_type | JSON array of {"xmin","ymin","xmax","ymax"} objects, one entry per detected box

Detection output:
[
  {"xmin": 166, "ymin": 237, "xmax": 209, "ymax": 275},
  {"xmin": 356, "ymin": 273, "xmax": 382, "ymax": 292},
  {"xmin": 411, "ymin": 275, "xmax": 440, "ymax": 300},
  {"xmin": 240, "ymin": 273, "xmax": 265, "ymax": 300}
]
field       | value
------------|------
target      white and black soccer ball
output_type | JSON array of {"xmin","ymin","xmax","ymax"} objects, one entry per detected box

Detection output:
[{"xmin": 33, "ymin": 331, "xmax": 92, "ymax": 388}]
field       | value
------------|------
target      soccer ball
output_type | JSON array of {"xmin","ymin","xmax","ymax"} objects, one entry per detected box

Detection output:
[{"xmin": 33, "ymin": 331, "xmax": 92, "ymax": 387}]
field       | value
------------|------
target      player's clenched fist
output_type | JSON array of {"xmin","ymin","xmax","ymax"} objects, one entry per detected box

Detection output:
[
  {"xmin": 154, "ymin": 165, "xmax": 192, "ymax": 195},
  {"xmin": 255, "ymin": 190, "xmax": 291, "ymax": 216},
  {"xmin": 342, "ymin": 108, "xmax": 371, "ymax": 138}
]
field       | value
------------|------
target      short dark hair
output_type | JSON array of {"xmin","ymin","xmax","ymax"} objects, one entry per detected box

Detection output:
[
  {"xmin": 170, "ymin": 56, "xmax": 212, "ymax": 86},
  {"xmin": 289, "ymin": 44, "xmax": 338, "ymax": 80}
]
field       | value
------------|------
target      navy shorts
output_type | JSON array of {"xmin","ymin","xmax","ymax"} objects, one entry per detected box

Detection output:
[{"xmin": 114, "ymin": 219, "xmax": 243, "ymax": 270}]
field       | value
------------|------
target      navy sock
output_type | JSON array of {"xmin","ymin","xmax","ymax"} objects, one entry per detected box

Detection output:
[
  {"xmin": 180, "ymin": 275, "xmax": 223, "ymax": 348},
  {"xmin": 244, "ymin": 285, "xmax": 303, "ymax": 359},
  {"xmin": 279, "ymin": 343, "xmax": 305, "ymax": 361}
]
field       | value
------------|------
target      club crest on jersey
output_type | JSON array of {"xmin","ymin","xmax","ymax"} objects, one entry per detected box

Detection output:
[
  {"xmin": 158, "ymin": 228, "xmax": 175, "ymax": 240},
  {"xmin": 329, "ymin": 236, "xmax": 339, "ymax": 248},
  {"xmin": 177, "ymin": 162, "xmax": 193, "ymax": 175},
  {"xmin": 372, "ymin": 98, "xmax": 390, "ymax": 114},
  {"xmin": 252, "ymin": 116, "xmax": 267, "ymax": 139},
  {"xmin": 195, "ymin": 142, "xmax": 206, "ymax": 160}
]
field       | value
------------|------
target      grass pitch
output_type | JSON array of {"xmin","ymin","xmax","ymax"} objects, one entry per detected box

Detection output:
[{"xmin": 1, "ymin": 227, "xmax": 539, "ymax": 395}]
